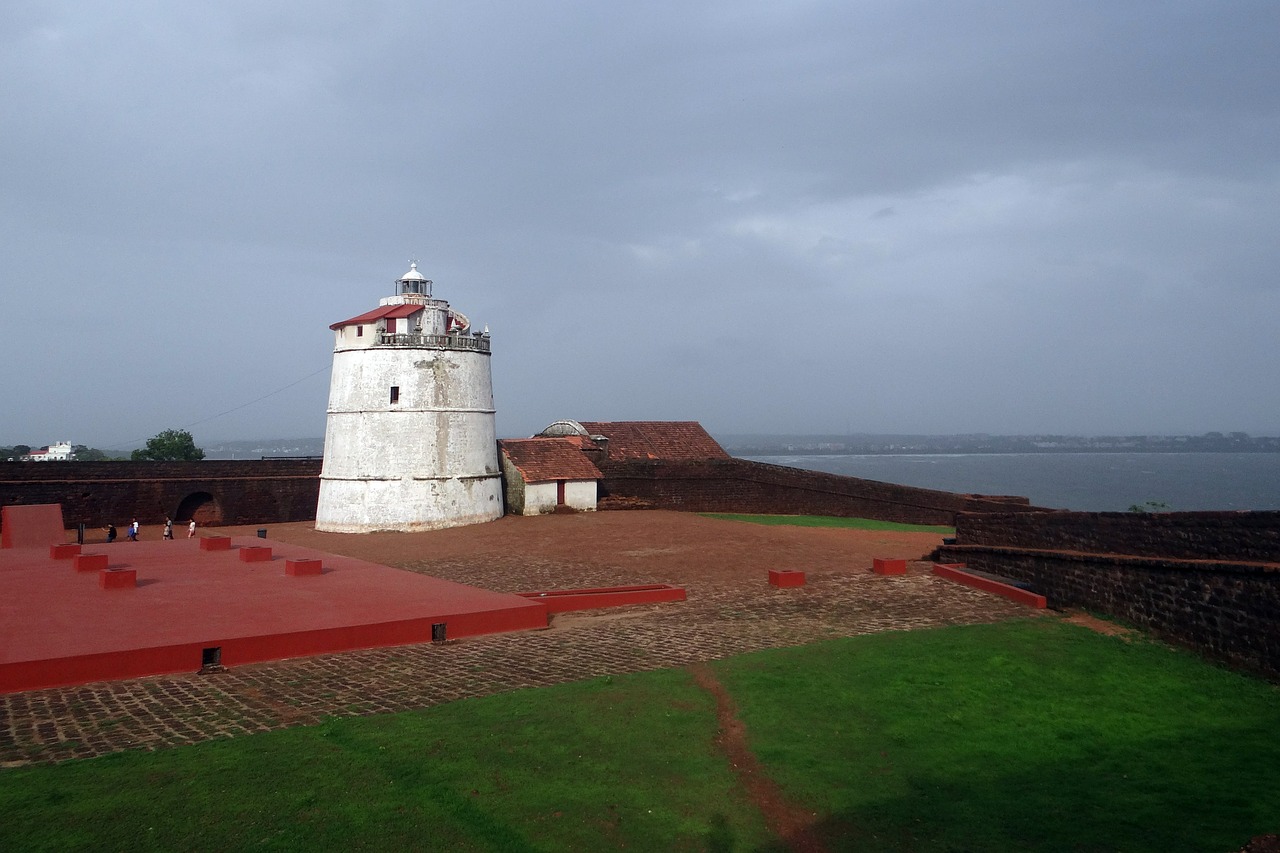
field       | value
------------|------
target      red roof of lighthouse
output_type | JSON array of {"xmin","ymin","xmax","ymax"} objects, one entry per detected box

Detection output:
[{"xmin": 329, "ymin": 304, "xmax": 420, "ymax": 331}]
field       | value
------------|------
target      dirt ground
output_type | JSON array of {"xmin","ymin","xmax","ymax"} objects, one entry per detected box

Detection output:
[{"xmin": 209, "ymin": 509, "xmax": 946, "ymax": 589}]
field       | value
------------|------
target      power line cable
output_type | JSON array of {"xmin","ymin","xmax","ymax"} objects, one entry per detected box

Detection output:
[{"xmin": 103, "ymin": 362, "xmax": 331, "ymax": 450}]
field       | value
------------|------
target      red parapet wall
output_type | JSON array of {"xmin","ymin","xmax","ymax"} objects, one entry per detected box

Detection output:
[
  {"xmin": 199, "ymin": 536, "xmax": 232, "ymax": 551},
  {"xmin": 932, "ymin": 563, "xmax": 1047, "ymax": 608},
  {"xmin": 518, "ymin": 584, "xmax": 686, "ymax": 613},
  {"xmin": 50, "ymin": 543, "xmax": 81, "ymax": 560},
  {"xmin": 768, "ymin": 569, "xmax": 806, "ymax": 587},
  {"xmin": 239, "ymin": 546, "xmax": 273, "ymax": 563}
]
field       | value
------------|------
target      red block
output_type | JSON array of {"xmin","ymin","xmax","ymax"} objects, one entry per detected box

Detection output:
[
  {"xmin": 74, "ymin": 553, "xmax": 110, "ymax": 572},
  {"xmin": 872, "ymin": 558, "xmax": 907, "ymax": 575},
  {"xmin": 199, "ymin": 536, "xmax": 232, "ymax": 551},
  {"xmin": 1, "ymin": 504, "xmax": 66, "ymax": 549},
  {"xmin": 239, "ymin": 546, "xmax": 273, "ymax": 563},
  {"xmin": 768, "ymin": 569, "xmax": 806, "ymax": 588},
  {"xmin": 99, "ymin": 568, "xmax": 137, "ymax": 589},
  {"xmin": 50, "ymin": 544, "xmax": 81, "ymax": 560},
  {"xmin": 285, "ymin": 558, "xmax": 323, "ymax": 576}
]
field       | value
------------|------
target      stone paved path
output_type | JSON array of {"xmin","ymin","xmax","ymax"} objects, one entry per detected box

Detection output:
[{"xmin": 1, "ymin": 514, "xmax": 1037, "ymax": 766}]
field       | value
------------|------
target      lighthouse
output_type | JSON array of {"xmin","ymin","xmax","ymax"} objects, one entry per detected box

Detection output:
[{"xmin": 315, "ymin": 262, "xmax": 503, "ymax": 532}]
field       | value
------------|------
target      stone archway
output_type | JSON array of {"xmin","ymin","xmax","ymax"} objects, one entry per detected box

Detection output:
[{"xmin": 175, "ymin": 491, "xmax": 223, "ymax": 527}]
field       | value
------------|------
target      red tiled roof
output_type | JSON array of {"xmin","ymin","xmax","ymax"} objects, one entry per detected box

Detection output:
[
  {"xmin": 499, "ymin": 439, "xmax": 603, "ymax": 484},
  {"xmin": 575, "ymin": 422, "xmax": 729, "ymax": 461},
  {"xmin": 329, "ymin": 304, "xmax": 420, "ymax": 330}
]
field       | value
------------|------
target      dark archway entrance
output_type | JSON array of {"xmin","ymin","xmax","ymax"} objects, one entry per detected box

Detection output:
[{"xmin": 175, "ymin": 492, "xmax": 223, "ymax": 527}]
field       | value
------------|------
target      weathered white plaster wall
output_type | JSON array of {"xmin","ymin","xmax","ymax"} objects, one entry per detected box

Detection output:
[
  {"xmin": 316, "ymin": 343, "xmax": 502, "ymax": 532},
  {"xmin": 564, "ymin": 479, "xmax": 597, "ymax": 511},
  {"xmin": 513, "ymin": 479, "xmax": 597, "ymax": 516},
  {"xmin": 499, "ymin": 452, "xmax": 527, "ymax": 515}
]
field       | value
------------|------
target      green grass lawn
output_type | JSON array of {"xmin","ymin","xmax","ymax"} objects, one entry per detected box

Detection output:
[
  {"xmin": 3, "ymin": 620, "xmax": 1276, "ymax": 851},
  {"xmin": 699, "ymin": 512, "xmax": 955, "ymax": 535}
]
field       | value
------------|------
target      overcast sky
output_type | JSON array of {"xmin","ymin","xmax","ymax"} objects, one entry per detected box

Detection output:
[{"xmin": 4, "ymin": 1, "xmax": 1278, "ymax": 449}]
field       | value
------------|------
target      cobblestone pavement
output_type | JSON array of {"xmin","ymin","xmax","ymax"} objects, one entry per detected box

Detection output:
[{"xmin": 0, "ymin": 549, "xmax": 1037, "ymax": 767}]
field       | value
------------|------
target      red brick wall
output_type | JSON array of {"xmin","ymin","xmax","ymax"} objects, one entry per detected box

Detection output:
[
  {"xmin": 598, "ymin": 458, "xmax": 1046, "ymax": 526},
  {"xmin": 0, "ymin": 460, "xmax": 322, "ymax": 530}
]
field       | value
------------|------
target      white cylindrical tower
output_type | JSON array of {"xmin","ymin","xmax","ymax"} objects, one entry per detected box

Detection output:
[{"xmin": 315, "ymin": 262, "xmax": 503, "ymax": 532}]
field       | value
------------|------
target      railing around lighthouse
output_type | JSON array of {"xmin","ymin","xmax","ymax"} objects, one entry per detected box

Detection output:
[{"xmin": 376, "ymin": 332, "xmax": 491, "ymax": 353}]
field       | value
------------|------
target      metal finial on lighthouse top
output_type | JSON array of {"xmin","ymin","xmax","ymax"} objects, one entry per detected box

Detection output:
[{"xmin": 397, "ymin": 259, "xmax": 432, "ymax": 298}]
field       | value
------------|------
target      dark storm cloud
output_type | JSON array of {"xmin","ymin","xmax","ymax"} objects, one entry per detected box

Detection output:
[{"xmin": 2, "ymin": 1, "xmax": 1278, "ymax": 447}]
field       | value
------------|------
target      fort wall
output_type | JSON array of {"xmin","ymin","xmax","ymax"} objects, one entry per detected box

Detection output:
[
  {"xmin": 596, "ymin": 457, "xmax": 1045, "ymax": 526},
  {"xmin": 0, "ymin": 460, "xmax": 322, "ymax": 530},
  {"xmin": 937, "ymin": 510, "xmax": 1280, "ymax": 679}
]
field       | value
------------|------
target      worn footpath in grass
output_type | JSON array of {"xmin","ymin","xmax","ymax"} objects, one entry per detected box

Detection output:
[
  {"xmin": 700, "ymin": 512, "xmax": 954, "ymax": 535},
  {"xmin": 0, "ymin": 669, "xmax": 770, "ymax": 853},
  {"xmin": 713, "ymin": 618, "xmax": 1280, "ymax": 852}
]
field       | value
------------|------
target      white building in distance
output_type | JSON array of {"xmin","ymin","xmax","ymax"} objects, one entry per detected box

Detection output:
[
  {"xmin": 315, "ymin": 263, "xmax": 503, "ymax": 532},
  {"xmin": 26, "ymin": 442, "xmax": 74, "ymax": 462}
]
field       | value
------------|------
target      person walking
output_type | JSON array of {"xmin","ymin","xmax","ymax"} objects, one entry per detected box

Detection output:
[
  {"xmin": 188, "ymin": 519, "xmax": 197, "ymax": 538},
  {"xmin": 128, "ymin": 519, "xmax": 139, "ymax": 541},
  {"xmin": 163, "ymin": 518, "xmax": 174, "ymax": 540},
  {"xmin": 104, "ymin": 523, "xmax": 117, "ymax": 543}
]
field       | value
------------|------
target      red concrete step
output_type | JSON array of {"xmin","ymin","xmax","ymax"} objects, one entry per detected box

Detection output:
[
  {"xmin": 932, "ymin": 563, "xmax": 1047, "ymax": 608},
  {"xmin": 518, "ymin": 584, "xmax": 686, "ymax": 613}
]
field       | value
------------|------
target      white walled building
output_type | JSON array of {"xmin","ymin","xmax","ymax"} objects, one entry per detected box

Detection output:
[
  {"xmin": 315, "ymin": 263, "xmax": 503, "ymax": 533},
  {"xmin": 498, "ymin": 438, "xmax": 602, "ymax": 515},
  {"xmin": 26, "ymin": 442, "xmax": 74, "ymax": 462}
]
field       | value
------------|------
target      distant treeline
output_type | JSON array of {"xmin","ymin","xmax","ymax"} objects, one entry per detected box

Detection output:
[{"xmin": 721, "ymin": 432, "xmax": 1280, "ymax": 456}]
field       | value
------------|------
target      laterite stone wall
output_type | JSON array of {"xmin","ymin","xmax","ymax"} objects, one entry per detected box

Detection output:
[
  {"xmin": 598, "ymin": 458, "xmax": 1047, "ymax": 526},
  {"xmin": 0, "ymin": 460, "xmax": 323, "ymax": 530},
  {"xmin": 937, "ymin": 511, "xmax": 1280, "ymax": 679},
  {"xmin": 951, "ymin": 509, "xmax": 1280, "ymax": 562}
]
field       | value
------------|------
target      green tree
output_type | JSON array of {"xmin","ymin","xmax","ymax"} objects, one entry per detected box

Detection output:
[{"xmin": 132, "ymin": 429, "xmax": 205, "ymax": 462}]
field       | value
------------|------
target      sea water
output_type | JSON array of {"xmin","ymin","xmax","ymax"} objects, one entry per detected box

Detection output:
[{"xmin": 742, "ymin": 452, "xmax": 1280, "ymax": 512}]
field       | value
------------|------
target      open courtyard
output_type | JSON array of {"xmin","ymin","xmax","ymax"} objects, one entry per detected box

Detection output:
[{"xmin": 1, "ymin": 511, "xmax": 1030, "ymax": 766}]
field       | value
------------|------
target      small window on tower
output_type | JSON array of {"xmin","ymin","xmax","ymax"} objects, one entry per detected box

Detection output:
[{"xmin": 390, "ymin": 386, "xmax": 400, "ymax": 404}]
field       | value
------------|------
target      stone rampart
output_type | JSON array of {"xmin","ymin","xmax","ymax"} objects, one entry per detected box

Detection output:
[
  {"xmin": 0, "ymin": 460, "xmax": 322, "ymax": 530},
  {"xmin": 597, "ymin": 457, "xmax": 1046, "ymax": 526},
  {"xmin": 937, "ymin": 510, "xmax": 1280, "ymax": 679},
  {"xmin": 950, "ymin": 509, "xmax": 1280, "ymax": 562}
]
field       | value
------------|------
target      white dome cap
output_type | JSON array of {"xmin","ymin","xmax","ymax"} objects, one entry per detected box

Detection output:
[{"xmin": 399, "ymin": 261, "xmax": 428, "ymax": 282}]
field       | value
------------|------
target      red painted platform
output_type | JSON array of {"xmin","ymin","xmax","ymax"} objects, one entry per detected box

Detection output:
[
  {"xmin": 0, "ymin": 537, "xmax": 550, "ymax": 693},
  {"xmin": 932, "ymin": 563, "xmax": 1048, "ymax": 609}
]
